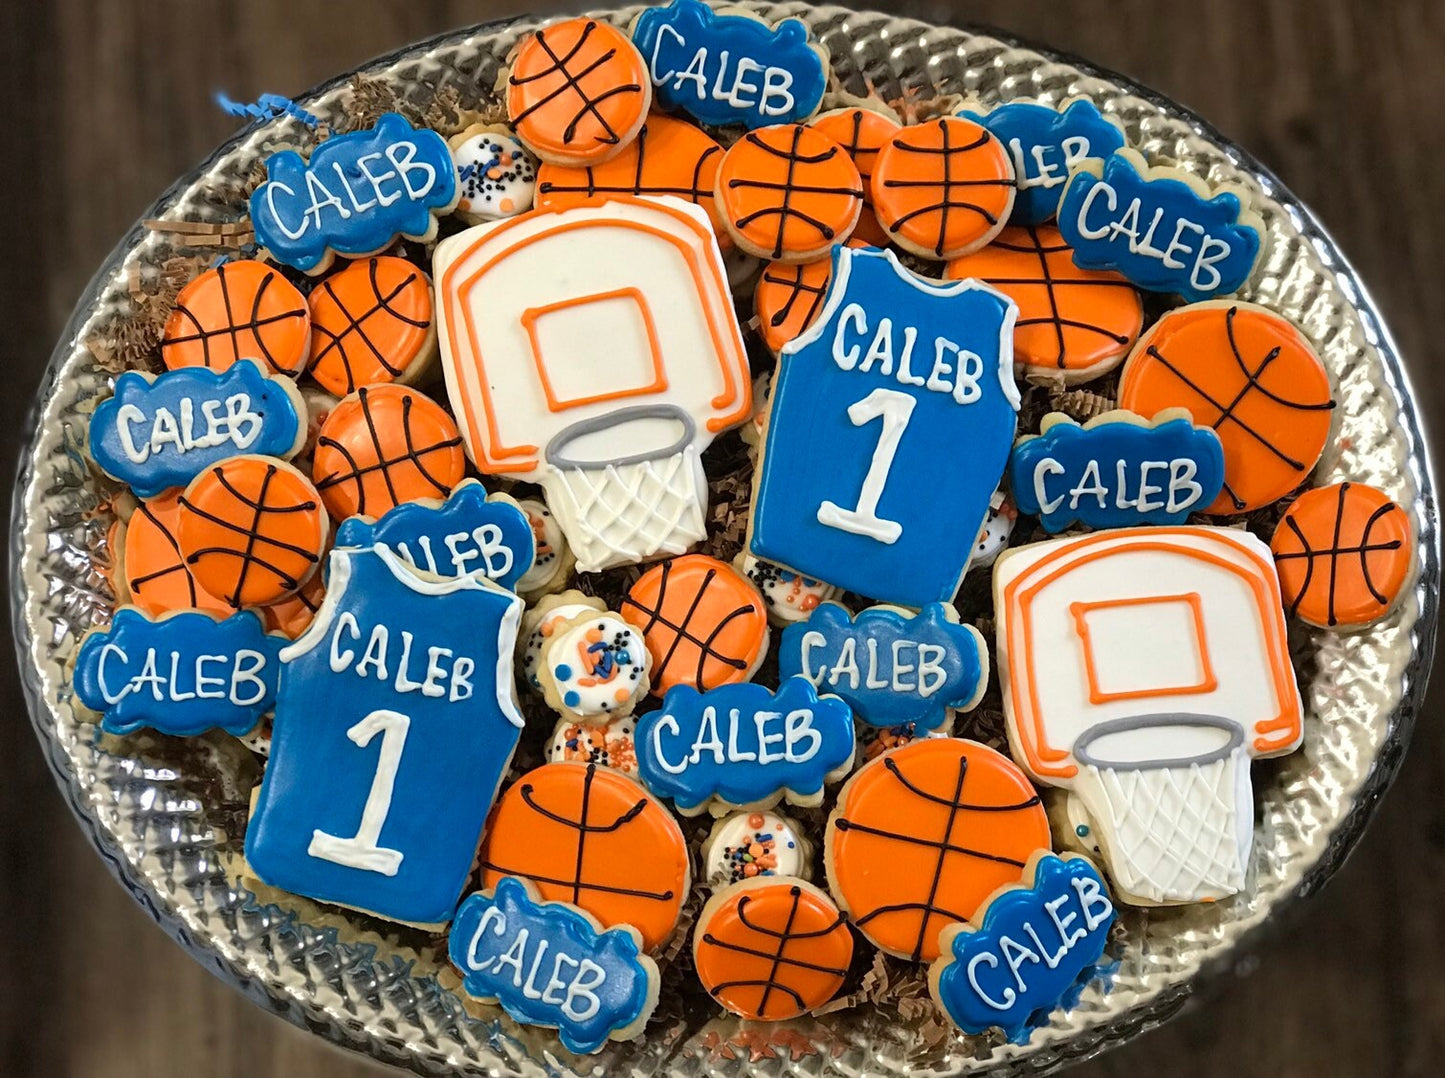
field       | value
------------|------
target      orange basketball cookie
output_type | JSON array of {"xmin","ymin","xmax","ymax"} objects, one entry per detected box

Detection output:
[
  {"xmin": 1118, "ymin": 301, "xmax": 1336, "ymax": 514},
  {"xmin": 871, "ymin": 117, "xmax": 1016, "ymax": 260},
  {"xmin": 306, "ymin": 256, "xmax": 436, "ymax": 396},
  {"xmin": 693, "ymin": 878, "xmax": 854, "ymax": 1021},
  {"xmin": 715, "ymin": 124, "xmax": 864, "ymax": 262},
  {"xmin": 176, "ymin": 456, "xmax": 328, "ymax": 607},
  {"xmin": 945, "ymin": 224, "xmax": 1143, "ymax": 383},
  {"xmin": 119, "ymin": 490, "xmax": 234, "ymax": 617},
  {"xmin": 1271, "ymin": 482, "xmax": 1413, "ymax": 629},
  {"xmin": 310, "ymin": 384, "xmax": 466, "ymax": 520},
  {"xmin": 753, "ymin": 238, "xmax": 868, "ymax": 354},
  {"xmin": 506, "ymin": 17, "xmax": 651, "ymax": 166},
  {"xmin": 259, "ymin": 572, "xmax": 327, "ymax": 638},
  {"xmin": 809, "ymin": 106, "xmax": 900, "ymax": 247},
  {"xmin": 536, "ymin": 114, "xmax": 726, "ymax": 238},
  {"xmin": 478, "ymin": 762, "xmax": 691, "ymax": 952},
  {"xmin": 620, "ymin": 554, "xmax": 770, "ymax": 696},
  {"xmin": 826, "ymin": 738, "xmax": 1050, "ymax": 962},
  {"xmin": 161, "ymin": 260, "xmax": 311, "ymax": 375}
]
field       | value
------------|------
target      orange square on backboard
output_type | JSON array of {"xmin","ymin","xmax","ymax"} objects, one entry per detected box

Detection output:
[
  {"xmin": 520, "ymin": 286, "xmax": 668, "ymax": 413},
  {"xmin": 1069, "ymin": 593, "xmax": 1219, "ymax": 705}
]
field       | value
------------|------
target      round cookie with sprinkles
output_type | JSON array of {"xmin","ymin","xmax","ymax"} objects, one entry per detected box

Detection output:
[
  {"xmin": 545, "ymin": 715, "xmax": 639, "ymax": 775},
  {"xmin": 716, "ymin": 124, "xmax": 864, "ymax": 262},
  {"xmin": 620, "ymin": 554, "xmax": 770, "ymax": 696},
  {"xmin": 733, "ymin": 551, "xmax": 839, "ymax": 627},
  {"xmin": 861, "ymin": 721, "xmax": 948, "ymax": 763},
  {"xmin": 945, "ymin": 224, "xmax": 1143, "ymax": 383},
  {"xmin": 515, "ymin": 497, "xmax": 575, "ymax": 600},
  {"xmin": 1118, "ymin": 301, "xmax": 1336, "ymax": 514},
  {"xmin": 810, "ymin": 104, "xmax": 901, "ymax": 247},
  {"xmin": 161, "ymin": 260, "xmax": 310, "ymax": 375},
  {"xmin": 871, "ymin": 117, "xmax": 1016, "ymax": 260},
  {"xmin": 518, "ymin": 590, "xmax": 606, "ymax": 694},
  {"xmin": 971, "ymin": 488, "xmax": 1017, "ymax": 570},
  {"xmin": 116, "ymin": 490, "xmax": 235, "ymax": 617},
  {"xmin": 310, "ymin": 384, "xmax": 466, "ymax": 520},
  {"xmin": 826, "ymin": 737, "xmax": 1050, "ymax": 962},
  {"xmin": 701, "ymin": 809, "xmax": 814, "ymax": 887},
  {"xmin": 1271, "ymin": 481, "xmax": 1414, "ymax": 629},
  {"xmin": 506, "ymin": 16, "xmax": 651, "ymax": 166},
  {"xmin": 538, "ymin": 609, "xmax": 652, "ymax": 724},
  {"xmin": 306, "ymin": 256, "xmax": 436, "ymax": 396},
  {"xmin": 478, "ymin": 761, "xmax": 690, "ymax": 952},
  {"xmin": 449, "ymin": 124, "xmax": 538, "ymax": 224},
  {"xmin": 176, "ymin": 455, "xmax": 328, "ymax": 607},
  {"xmin": 693, "ymin": 878, "xmax": 853, "ymax": 1020}
]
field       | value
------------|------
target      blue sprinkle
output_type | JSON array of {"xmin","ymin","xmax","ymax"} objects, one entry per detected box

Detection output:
[
  {"xmin": 554, "ymin": 664, "xmax": 573, "ymax": 681},
  {"xmin": 1076, "ymin": 824, "xmax": 1091, "ymax": 838},
  {"xmin": 564, "ymin": 691, "xmax": 581, "ymax": 708}
]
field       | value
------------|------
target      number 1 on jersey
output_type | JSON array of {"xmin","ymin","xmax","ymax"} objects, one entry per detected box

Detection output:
[
  {"xmin": 308, "ymin": 709, "xmax": 410, "ymax": 876},
  {"xmin": 817, "ymin": 388, "xmax": 917, "ymax": 544}
]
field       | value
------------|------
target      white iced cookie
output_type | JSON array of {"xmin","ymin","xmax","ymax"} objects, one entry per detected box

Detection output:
[
  {"xmin": 538, "ymin": 610, "xmax": 652, "ymax": 724},
  {"xmin": 450, "ymin": 125, "xmax": 539, "ymax": 225},
  {"xmin": 515, "ymin": 497, "xmax": 575, "ymax": 599},
  {"xmin": 972, "ymin": 489, "xmax": 1017, "ymax": 570},
  {"xmin": 701, "ymin": 810, "xmax": 814, "ymax": 887},
  {"xmin": 545, "ymin": 714, "xmax": 640, "ymax": 775},
  {"xmin": 732, "ymin": 551, "xmax": 840, "ymax": 627},
  {"xmin": 858, "ymin": 720, "xmax": 949, "ymax": 764},
  {"xmin": 516, "ymin": 590, "xmax": 607, "ymax": 695}
]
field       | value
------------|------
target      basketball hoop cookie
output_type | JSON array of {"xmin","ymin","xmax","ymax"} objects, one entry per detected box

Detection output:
[
  {"xmin": 114, "ymin": 490, "xmax": 234, "ymax": 617},
  {"xmin": 518, "ymin": 590, "xmax": 607, "ymax": 694},
  {"xmin": 826, "ymin": 737, "xmax": 1050, "ymax": 961},
  {"xmin": 701, "ymin": 809, "xmax": 814, "ymax": 887},
  {"xmin": 478, "ymin": 761, "xmax": 691, "ymax": 952},
  {"xmin": 449, "ymin": 125, "xmax": 538, "ymax": 225},
  {"xmin": 306, "ymin": 256, "xmax": 436, "ymax": 396},
  {"xmin": 1117, "ymin": 301, "xmax": 1335, "ymax": 514},
  {"xmin": 537, "ymin": 609, "xmax": 652, "ymax": 724},
  {"xmin": 693, "ymin": 878, "xmax": 853, "ymax": 1020},
  {"xmin": 1271, "ymin": 482, "xmax": 1414, "ymax": 629},
  {"xmin": 506, "ymin": 17, "xmax": 651, "ymax": 166},
  {"xmin": 161, "ymin": 260, "xmax": 310, "ymax": 375},
  {"xmin": 870, "ymin": 117, "xmax": 1016, "ymax": 260}
]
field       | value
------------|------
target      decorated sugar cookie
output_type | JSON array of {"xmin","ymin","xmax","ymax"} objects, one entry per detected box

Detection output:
[
  {"xmin": 810, "ymin": 106, "xmax": 902, "ymax": 236},
  {"xmin": 297, "ymin": 386, "xmax": 339, "ymax": 463},
  {"xmin": 701, "ymin": 809, "xmax": 813, "ymax": 886},
  {"xmin": 1272, "ymin": 482, "xmax": 1414, "ymax": 629},
  {"xmin": 250, "ymin": 112, "xmax": 458, "ymax": 274},
  {"xmin": 634, "ymin": 677, "xmax": 855, "ymax": 815},
  {"xmin": 1057, "ymin": 147, "xmax": 1264, "ymax": 301},
  {"xmin": 780, "ymin": 602, "xmax": 987, "ymax": 731},
  {"xmin": 958, "ymin": 99, "xmax": 1126, "ymax": 225},
  {"xmin": 972, "ymin": 489, "xmax": 1017, "ymax": 569},
  {"xmin": 161, "ymin": 260, "xmax": 310, "ymax": 375},
  {"xmin": 732, "ymin": 551, "xmax": 839, "ymax": 627},
  {"xmin": 546, "ymin": 715, "xmax": 639, "ymax": 775},
  {"xmin": 90, "ymin": 360, "xmax": 305, "ymax": 498},
  {"xmin": 693, "ymin": 878, "xmax": 853, "ymax": 1020},
  {"xmin": 311, "ymin": 384, "xmax": 466, "ymax": 520},
  {"xmin": 944, "ymin": 225, "xmax": 1143, "ymax": 383},
  {"xmin": 450, "ymin": 876, "xmax": 660, "ymax": 1054},
  {"xmin": 535, "ymin": 114, "xmax": 725, "ymax": 238},
  {"xmin": 116, "ymin": 490, "xmax": 234, "ymax": 617},
  {"xmin": 861, "ymin": 721, "xmax": 947, "ymax": 762},
  {"xmin": 507, "ymin": 17, "xmax": 652, "ymax": 166},
  {"xmin": 515, "ymin": 498, "xmax": 574, "ymax": 599},
  {"xmin": 334, "ymin": 479, "xmax": 535, "ymax": 591},
  {"xmin": 538, "ymin": 610, "xmax": 652, "ymax": 723},
  {"xmin": 753, "ymin": 254, "xmax": 833, "ymax": 354},
  {"xmin": 750, "ymin": 245, "xmax": 1020, "ymax": 608},
  {"xmin": 449, "ymin": 125, "xmax": 538, "ymax": 224},
  {"xmin": 929, "ymin": 853, "xmax": 1115, "ymax": 1042},
  {"xmin": 433, "ymin": 197, "xmax": 751, "ymax": 572},
  {"xmin": 1009, "ymin": 410, "xmax": 1226, "ymax": 532},
  {"xmin": 620, "ymin": 554, "xmax": 770, "ymax": 696},
  {"xmin": 478, "ymin": 762, "xmax": 691, "ymax": 952},
  {"xmin": 1118, "ymin": 301, "xmax": 1335, "ymax": 514},
  {"xmin": 307, "ymin": 256, "xmax": 436, "ymax": 396},
  {"xmin": 245, "ymin": 544, "xmax": 524, "ymax": 925},
  {"xmin": 826, "ymin": 738, "xmax": 1049, "ymax": 961},
  {"xmin": 518, "ymin": 591, "xmax": 607, "ymax": 694},
  {"xmin": 870, "ymin": 117, "xmax": 1016, "ymax": 260},
  {"xmin": 73, "ymin": 607, "xmax": 284, "ymax": 737},
  {"xmin": 177, "ymin": 455, "xmax": 328, "ymax": 607},
  {"xmin": 259, "ymin": 572, "xmax": 326, "ymax": 639},
  {"xmin": 716, "ymin": 124, "xmax": 864, "ymax": 261},
  {"xmin": 993, "ymin": 526, "xmax": 1304, "ymax": 905},
  {"xmin": 632, "ymin": 0, "xmax": 829, "ymax": 129}
]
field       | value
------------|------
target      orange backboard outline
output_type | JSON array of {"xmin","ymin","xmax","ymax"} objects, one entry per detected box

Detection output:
[{"xmin": 1069, "ymin": 593, "xmax": 1218, "ymax": 705}]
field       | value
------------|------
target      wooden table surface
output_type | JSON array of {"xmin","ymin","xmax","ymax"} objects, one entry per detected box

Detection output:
[{"xmin": 2, "ymin": 2, "xmax": 1441, "ymax": 1075}]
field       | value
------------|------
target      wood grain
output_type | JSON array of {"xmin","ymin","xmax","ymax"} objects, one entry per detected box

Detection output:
[{"xmin": 1, "ymin": 2, "xmax": 1441, "ymax": 1075}]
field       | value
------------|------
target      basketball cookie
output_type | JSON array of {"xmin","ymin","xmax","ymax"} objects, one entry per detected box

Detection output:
[
  {"xmin": 701, "ymin": 809, "xmax": 814, "ymax": 887},
  {"xmin": 536, "ymin": 114, "xmax": 726, "ymax": 238},
  {"xmin": 161, "ymin": 260, "xmax": 310, "ymax": 375},
  {"xmin": 176, "ymin": 456, "xmax": 328, "ymax": 607},
  {"xmin": 115, "ymin": 490, "xmax": 235, "ymax": 617},
  {"xmin": 545, "ymin": 714, "xmax": 639, "ymax": 775},
  {"xmin": 310, "ymin": 384, "xmax": 466, "ymax": 520},
  {"xmin": 506, "ymin": 17, "xmax": 652, "ymax": 166},
  {"xmin": 515, "ymin": 497, "xmax": 575, "ymax": 600},
  {"xmin": 1118, "ymin": 301, "xmax": 1336, "ymax": 514},
  {"xmin": 715, "ymin": 124, "xmax": 864, "ymax": 262},
  {"xmin": 825, "ymin": 737, "xmax": 1050, "ymax": 962},
  {"xmin": 259, "ymin": 572, "xmax": 326, "ymax": 638},
  {"xmin": 306, "ymin": 256, "xmax": 436, "ymax": 396},
  {"xmin": 537, "ymin": 610, "xmax": 652, "ymax": 723},
  {"xmin": 1271, "ymin": 482, "xmax": 1414, "ymax": 629},
  {"xmin": 478, "ymin": 761, "xmax": 691, "ymax": 952},
  {"xmin": 449, "ymin": 124, "xmax": 538, "ymax": 224},
  {"xmin": 751, "ymin": 237, "xmax": 868, "ymax": 355},
  {"xmin": 871, "ymin": 117, "xmax": 1016, "ymax": 260},
  {"xmin": 517, "ymin": 590, "xmax": 607, "ymax": 694},
  {"xmin": 732, "ymin": 551, "xmax": 840, "ymax": 627},
  {"xmin": 693, "ymin": 878, "xmax": 853, "ymax": 1020},
  {"xmin": 945, "ymin": 224, "xmax": 1143, "ymax": 383},
  {"xmin": 620, "ymin": 554, "xmax": 770, "ymax": 696},
  {"xmin": 810, "ymin": 104, "xmax": 901, "ymax": 246}
]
